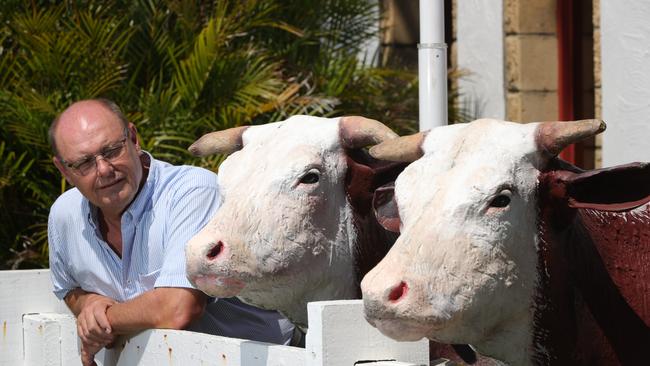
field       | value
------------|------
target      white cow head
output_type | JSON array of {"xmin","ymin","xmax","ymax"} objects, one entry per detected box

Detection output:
[
  {"xmin": 185, "ymin": 115, "xmax": 398, "ymax": 328},
  {"xmin": 361, "ymin": 118, "xmax": 605, "ymax": 364}
]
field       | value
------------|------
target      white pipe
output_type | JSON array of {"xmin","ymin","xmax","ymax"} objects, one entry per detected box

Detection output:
[{"xmin": 419, "ymin": 0, "xmax": 448, "ymax": 131}]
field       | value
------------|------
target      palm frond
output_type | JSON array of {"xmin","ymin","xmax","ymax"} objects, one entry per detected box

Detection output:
[
  {"xmin": 171, "ymin": 12, "xmax": 229, "ymax": 110},
  {"xmin": 0, "ymin": 142, "xmax": 33, "ymax": 189}
]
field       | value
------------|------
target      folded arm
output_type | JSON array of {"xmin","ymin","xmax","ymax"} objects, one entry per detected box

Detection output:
[
  {"xmin": 65, "ymin": 286, "xmax": 207, "ymax": 336},
  {"xmin": 106, "ymin": 287, "xmax": 207, "ymax": 333}
]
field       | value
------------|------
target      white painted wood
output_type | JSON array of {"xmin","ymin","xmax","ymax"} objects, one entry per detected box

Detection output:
[
  {"xmin": 6, "ymin": 271, "xmax": 428, "ymax": 365},
  {"xmin": 366, "ymin": 362, "xmax": 454, "ymax": 366},
  {"xmin": 600, "ymin": 0, "xmax": 650, "ymax": 166},
  {"xmin": 363, "ymin": 362, "xmax": 425, "ymax": 366},
  {"xmin": 98, "ymin": 328, "xmax": 305, "ymax": 366},
  {"xmin": 23, "ymin": 313, "xmax": 81, "ymax": 366},
  {"xmin": 457, "ymin": 0, "xmax": 506, "ymax": 120},
  {"xmin": 23, "ymin": 314, "xmax": 62, "ymax": 366},
  {"xmin": 305, "ymin": 300, "xmax": 429, "ymax": 366},
  {"xmin": 21, "ymin": 313, "xmax": 306, "ymax": 366},
  {"xmin": 19, "ymin": 305, "xmax": 427, "ymax": 366},
  {"xmin": 0, "ymin": 269, "xmax": 70, "ymax": 366}
]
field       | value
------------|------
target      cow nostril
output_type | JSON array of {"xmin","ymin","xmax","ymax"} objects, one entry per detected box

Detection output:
[
  {"xmin": 206, "ymin": 241, "xmax": 224, "ymax": 260},
  {"xmin": 388, "ymin": 281, "xmax": 408, "ymax": 302}
]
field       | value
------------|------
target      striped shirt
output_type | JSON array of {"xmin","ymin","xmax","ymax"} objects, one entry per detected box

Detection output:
[{"xmin": 48, "ymin": 154, "xmax": 294, "ymax": 345}]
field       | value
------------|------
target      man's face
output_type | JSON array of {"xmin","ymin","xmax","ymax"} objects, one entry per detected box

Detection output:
[{"xmin": 53, "ymin": 105, "xmax": 143, "ymax": 216}]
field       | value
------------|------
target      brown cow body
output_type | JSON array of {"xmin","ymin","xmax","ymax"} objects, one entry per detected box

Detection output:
[{"xmin": 534, "ymin": 161, "xmax": 650, "ymax": 364}]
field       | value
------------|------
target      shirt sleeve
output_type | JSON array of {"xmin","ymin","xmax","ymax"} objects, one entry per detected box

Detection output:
[
  {"xmin": 155, "ymin": 182, "xmax": 222, "ymax": 288},
  {"xmin": 48, "ymin": 214, "xmax": 79, "ymax": 300}
]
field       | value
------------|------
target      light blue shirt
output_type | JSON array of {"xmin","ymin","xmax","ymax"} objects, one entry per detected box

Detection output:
[{"xmin": 48, "ymin": 154, "xmax": 294, "ymax": 345}]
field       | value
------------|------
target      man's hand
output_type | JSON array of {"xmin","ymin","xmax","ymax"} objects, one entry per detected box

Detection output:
[
  {"xmin": 77, "ymin": 294, "xmax": 117, "ymax": 366},
  {"xmin": 80, "ymin": 340, "xmax": 101, "ymax": 366},
  {"xmin": 80, "ymin": 337, "xmax": 117, "ymax": 366},
  {"xmin": 76, "ymin": 294, "xmax": 116, "ymax": 347},
  {"xmin": 64, "ymin": 289, "xmax": 117, "ymax": 363}
]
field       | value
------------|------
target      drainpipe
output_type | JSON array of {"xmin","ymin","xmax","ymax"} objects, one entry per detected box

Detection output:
[
  {"xmin": 557, "ymin": 0, "xmax": 576, "ymax": 163},
  {"xmin": 419, "ymin": 0, "xmax": 448, "ymax": 131}
]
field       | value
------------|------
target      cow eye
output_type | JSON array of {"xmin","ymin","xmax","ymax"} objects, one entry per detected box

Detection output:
[
  {"xmin": 489, "ymin": 191, "xmax": 512, "ymax": 208},
  {"xmin": 299, "ymin": 172, "xmax": 319, "ymax": 184}
]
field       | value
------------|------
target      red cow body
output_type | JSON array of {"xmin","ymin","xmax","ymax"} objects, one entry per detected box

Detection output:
[{"xmin": 535, "ymin": 161, "xmax": 650, "ymax": 364}]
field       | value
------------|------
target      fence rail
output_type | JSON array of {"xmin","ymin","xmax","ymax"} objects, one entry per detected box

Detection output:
[{"xmin": 1, "ymin": 270, "xmax": 440, "ymax": 365}]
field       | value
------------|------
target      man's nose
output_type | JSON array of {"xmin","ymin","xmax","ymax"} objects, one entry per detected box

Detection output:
[{"xmin": 95, "ymin": 156, "xmax": 114, "ymax": 176}]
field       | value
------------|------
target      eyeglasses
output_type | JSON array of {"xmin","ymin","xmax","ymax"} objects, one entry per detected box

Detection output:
[{"xmin": 60, "ymin": 128, "xmax": 130, "ymax": 176}]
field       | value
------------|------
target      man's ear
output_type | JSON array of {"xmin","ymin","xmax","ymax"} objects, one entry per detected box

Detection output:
[
  {"xmin": 128, "ymin": 123, "xmax": 141, "ymax": 151},
  {"xmin": 53, "ymin": 156, "xmax": 74, "ymax": 186}
]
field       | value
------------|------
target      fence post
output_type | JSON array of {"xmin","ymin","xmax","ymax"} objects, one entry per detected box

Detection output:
[
  {"xmin": 305, "ymin": 300, "xmax": 429, "ymax": 366},
  {"xmin": 23, "ymin": 313, "xmax": 81, "ymax": 366}
]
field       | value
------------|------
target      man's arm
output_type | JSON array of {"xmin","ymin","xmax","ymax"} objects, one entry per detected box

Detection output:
[
  {"xmin": 65, "ymin": 288, "xmax": 115, "ymax": 317},
  {"xmin": 65, "ymin": 289, "xmax": 116, "ymax": 347},
  {"xmin": 66, "ymin": 286, "xmax": 206, "ymax": 341},
  {"xmin": 106, "ymin": 287, "xmax": 207, "ymax": 334}
]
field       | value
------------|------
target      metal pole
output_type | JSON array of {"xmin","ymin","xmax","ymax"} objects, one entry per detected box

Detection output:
[{"xmin": 419, "ymin": 0, "xmax": 448, "ymax": 131}]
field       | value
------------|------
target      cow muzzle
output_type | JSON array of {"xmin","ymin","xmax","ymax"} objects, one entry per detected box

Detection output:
[
  {"xmin": 361, "ymin": 268, "xmax": 411, "ymax": 318},
  {"xmin": 362, "ymin": 277, "xmax": 440, "ymax": 342},
  {"xmin": 186, "ymin": 229, "xmax": 254, "ymax": 297},
  {"xmin": 361, "ymin": 276, "xmax": 410, "ymax": 316}
]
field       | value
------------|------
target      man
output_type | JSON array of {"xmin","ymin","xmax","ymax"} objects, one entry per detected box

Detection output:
[{"xmin": 48, "ymin": 99, "xmax": 295, "ymax": 365}]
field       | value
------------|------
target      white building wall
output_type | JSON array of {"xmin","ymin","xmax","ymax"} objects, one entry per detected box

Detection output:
[
  {"xmin": 457, "ymin": 0, "xmax": 506, "ymax": 120},
  {"xmin": 600, "ymin": 0, "xmax": 650, "ymax": 166}
]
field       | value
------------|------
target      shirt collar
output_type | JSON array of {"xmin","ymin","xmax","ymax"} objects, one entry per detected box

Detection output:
[{"xmin": 123, "ymin": 151, "xmax": 156, "ymax": 225}]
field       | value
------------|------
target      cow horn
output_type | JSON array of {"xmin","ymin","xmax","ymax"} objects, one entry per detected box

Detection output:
[
  {"xmin": 369, "ymin": 131, "xmax": 428, "ymax": 162},
  {"xmin": 188, "ymin": 126, "xmax": 249, "ymax": 157},
  {"xmin": 536, "ymin": 119, "xmax": 606, "ymax": 157},
  {"xmin": 339, "ymin": 116, "xmax": 398, "ymax": 149}
]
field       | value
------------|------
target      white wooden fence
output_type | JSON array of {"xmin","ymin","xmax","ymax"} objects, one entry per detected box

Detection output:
[{"xmin": 1, "ymin": 270, "xmax": 447, "ymax": 366}]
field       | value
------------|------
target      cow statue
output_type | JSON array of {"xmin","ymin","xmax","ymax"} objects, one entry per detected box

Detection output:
[
  {"xmin": 361, "ymin": 118, "xmax": 650, "ymax": 365},
  {"xmin": 184, "ymin": 115, "xmax": 403, "ymax": 329},
  {"xmin": 185, "ymin": 115, "xmax": 485, "ymax": 364}
]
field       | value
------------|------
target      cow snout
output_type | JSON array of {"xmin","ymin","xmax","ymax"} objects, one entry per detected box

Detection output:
[
  {"xmin": 362, "ymin": 275, "xmax": 435, "ymax": 342},
  {"xmin": 186, "ymin": 228, "xmax": 254, "ymax": 298},
  {"xmin": 185, "ymin": 228, "xmax": 234, "ymax": 277},
  {"xmin": 205, "ymin": 240, "xmax": 225, "ymax": 260},
  {"xmin": 388, "ymin": 281, "xmax": 409, "ymax": 303},
  {"xmin": 361, "ymin": 279, "xmax": 409, "ymax": 310}
]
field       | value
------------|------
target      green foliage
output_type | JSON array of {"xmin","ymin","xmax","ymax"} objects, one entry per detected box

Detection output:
[{"xmin": 0, "ymin": 0, "xmax": 468, "ymax": 269}]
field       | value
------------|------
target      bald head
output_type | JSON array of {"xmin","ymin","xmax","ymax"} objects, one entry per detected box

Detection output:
[{"xmin": 49, "ymin": 99, "xmax": 129, "ymax": 157}]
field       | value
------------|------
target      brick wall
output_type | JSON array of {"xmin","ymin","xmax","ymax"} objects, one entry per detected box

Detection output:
[
  {"xmin": 379, "ymin": 0, "xmax": 601, "ymax": 167},
  {"xmin": 503, "ymin": 0, "xmax": 600, "ymax": 168},
  {"xmin": 504, "ymin": 0, "xmax": 558, "ymax": 122}
]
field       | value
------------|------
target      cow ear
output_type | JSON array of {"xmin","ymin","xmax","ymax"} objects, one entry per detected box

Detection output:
[
  {"xmin": 373, "ymin": 183, "xmax": 401, "ymax": 232},
  {"xmin": 565, "ymin": 162, "xmax": 650, "ymax": 211}
]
